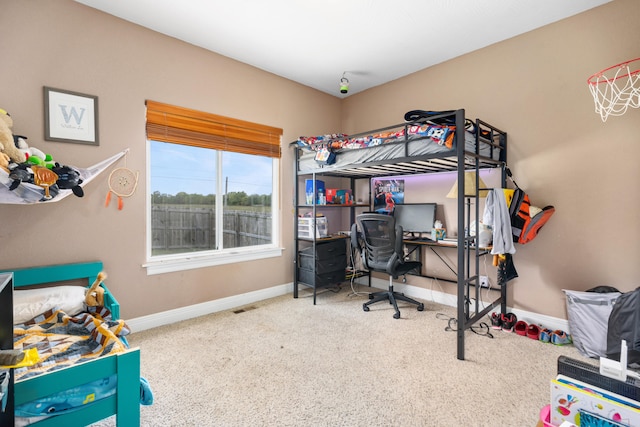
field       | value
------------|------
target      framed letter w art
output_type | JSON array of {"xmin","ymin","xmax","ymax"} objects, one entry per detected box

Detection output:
[{"xmin": 44, "ymin": 86, "xmax": 99, "ymax": 146}]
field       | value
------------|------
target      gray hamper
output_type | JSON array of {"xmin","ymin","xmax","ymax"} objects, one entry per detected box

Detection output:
[{"xmin": 564, "ymin": 289, "xmax": 621, "ymax": 358}]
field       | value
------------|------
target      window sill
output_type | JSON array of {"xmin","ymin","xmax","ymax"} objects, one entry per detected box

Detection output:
[{"xmin": 143, "ymin": 246, "xmax": 284, "ymax": 275}]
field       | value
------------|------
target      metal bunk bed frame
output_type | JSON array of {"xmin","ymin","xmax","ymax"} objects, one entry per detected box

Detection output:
[{"xmin": 292, "ymin": 109, "xmax": 508, "ymax": 360}]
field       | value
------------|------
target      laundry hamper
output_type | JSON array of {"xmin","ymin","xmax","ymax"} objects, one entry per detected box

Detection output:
[{"xmin": 564, "ymin": 289, "xmax": 620, "ymax": 358}]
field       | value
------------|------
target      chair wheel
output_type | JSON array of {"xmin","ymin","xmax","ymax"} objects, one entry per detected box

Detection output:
[
  {"xmin": 363, "ymin": 305, "xmax": 370, "ymax": 312},
  {"xmin": 393, "ymin": 312, "xmax": 400, "ymax": 319},
  {"xmin": 417, "ymin": 304, "xmax": 424, "ymax": 311}
]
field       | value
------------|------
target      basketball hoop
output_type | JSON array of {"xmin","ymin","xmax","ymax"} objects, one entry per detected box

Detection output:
[{"xmin": 587, "ymin": 57, "xmax": 640, "ymax": 122}]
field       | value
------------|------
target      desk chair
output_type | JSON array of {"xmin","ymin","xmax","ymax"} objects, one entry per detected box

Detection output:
[{"xmin": 351, "ymin": 213, "xmax": 424, "ymax": 319}]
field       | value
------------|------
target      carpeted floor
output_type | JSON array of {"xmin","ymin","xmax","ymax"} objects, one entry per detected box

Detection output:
[{"xmin": 94, "ymin": 284, "xmax": 589, "ymax": 426}]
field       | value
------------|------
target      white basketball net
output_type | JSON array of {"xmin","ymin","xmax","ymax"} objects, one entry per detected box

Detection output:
[{"xmin": 588, "ymin": 58, "xmax": 640, "ymax": 122}]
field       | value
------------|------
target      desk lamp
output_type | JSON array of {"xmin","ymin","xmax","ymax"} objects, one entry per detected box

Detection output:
[
  {"xmin": 446, "ymin": 171, "xmax": 489, "ymax": 199},
  {"xmin": 446, "ymin": 171, "xmax": 488, "ymax": 240}
]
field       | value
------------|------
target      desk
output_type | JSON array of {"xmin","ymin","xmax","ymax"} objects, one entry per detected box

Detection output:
[
  {"xmin": 402, "ymin": 238, "xmax": 507, "ymax": 325},
  {"xmin": 403, "ymin": 238, "xmax": 491, "ymax": 283}
]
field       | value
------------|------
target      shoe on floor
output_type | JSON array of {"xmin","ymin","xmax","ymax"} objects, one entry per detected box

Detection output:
[
  {"xmin": 550, "ymin": 330, "xmax": 572, "ymax": 345},
  {"xmin": 514, "ymin": 320, "xmax": 528, "ymax": 336},
  {"xmin": 539, "ymin": 328, "xmax": 553, "ymax": 343},
  {"xmin": 490, "ymin": 312, "xmax": 502, "ymax": 330},
  {"xmin": 527, "ymin": 324, "xmax": 541, "ymax": 340},
  {"xmin": 500, "ymin": 313, "xmax": 517, "ymax": 332}
]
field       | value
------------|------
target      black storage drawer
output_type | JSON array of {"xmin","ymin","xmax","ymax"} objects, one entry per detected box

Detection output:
[
  {"xmin": 299, "ymin": 252, "xmax": 347, "ymax": 274},
  {"xmin": 298, "ymin": 267, "xmax": 346, "ymax": 287},
  {"xmin": 301, "ymin": 239, "xmax": 345, "ymax": 260}
]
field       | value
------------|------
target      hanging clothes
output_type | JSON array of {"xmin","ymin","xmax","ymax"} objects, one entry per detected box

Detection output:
[{"xmin": 482, "ymin": 188, "xmax": 516, "ymax": 255}]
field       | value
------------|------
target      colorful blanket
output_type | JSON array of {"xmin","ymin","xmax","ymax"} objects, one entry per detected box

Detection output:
[
  {"xmin": 296, "ymin": 123, "xmax": 456, "ymax": 152},
  {"xmin": 12, "ymin": 306, "xmax": 131, "ymax": 381}
]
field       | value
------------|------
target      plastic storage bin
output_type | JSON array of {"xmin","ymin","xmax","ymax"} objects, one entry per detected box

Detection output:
[
  {"xmin": 298, "ymin": 217, "xmax": 328, "ymax": 238},
  {"xmin": 539, "ymin": 405, "xmax": 554, "ymax": 427}
]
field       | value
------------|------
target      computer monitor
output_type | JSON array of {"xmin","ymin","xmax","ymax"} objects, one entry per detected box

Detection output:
[{"xmin": 393, "ymin": 203, "xmax": 437, "ymax": 235}]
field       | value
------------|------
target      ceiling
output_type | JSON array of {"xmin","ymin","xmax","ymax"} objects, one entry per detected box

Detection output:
[{"xmin": 76, "ymin": 0, "xmax": 610, "ymax": 98}]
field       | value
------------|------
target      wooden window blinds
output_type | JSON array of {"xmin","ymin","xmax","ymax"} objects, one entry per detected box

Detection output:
[{"xmin": 145, "ymin": 100, "xmax": 282, "ymax": 158}]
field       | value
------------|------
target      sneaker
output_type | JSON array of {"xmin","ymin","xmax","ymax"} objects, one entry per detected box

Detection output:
[
  {"xmin": 490, "ymin": 312, "xmax": 502, "ymax": 330},
  {"xmin": 500, "ymin": 313, "xmax": 517, "ymax": 332},
  {"xmin": 550, "ymin": 330, "xmax": 572, "ymax": 346},
  {"xmin": 527, "ymin": 324, "xmax": 541, "ymax": 340},
  {"xmin": 514, "ymin": 320, "xmax": 528, "ymax": 336},
  {"xmin": 539, "ymin": 328, "xmax": 553, "ymax": 343}
]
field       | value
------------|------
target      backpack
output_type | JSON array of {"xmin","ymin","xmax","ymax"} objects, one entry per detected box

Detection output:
[
  {"xmin": 606, "ymin": 287, "xmax": 640, "ymax": 366},
  {"xmin": 508, "ymin": 187, "xmax": 555, "ymax": 244}
]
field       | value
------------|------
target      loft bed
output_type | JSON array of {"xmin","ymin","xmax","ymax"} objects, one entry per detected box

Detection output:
[
  {"xmin": 292, "ymin": 109, "xmax": 508, "ymax": 360},
  {"xmin": 0, "ymin": 261, "xmax": 149, "ymax": 426}
]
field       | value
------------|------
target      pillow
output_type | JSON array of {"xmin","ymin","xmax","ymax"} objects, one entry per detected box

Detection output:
[{"xmin": 13, "ymin": 286, "xmax": 86, "ymax": 324}]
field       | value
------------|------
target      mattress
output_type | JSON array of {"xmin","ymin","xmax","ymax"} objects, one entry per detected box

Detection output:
[{"xmin": 296, "ymin": 129, "xmax": 500, "ymax": 174}]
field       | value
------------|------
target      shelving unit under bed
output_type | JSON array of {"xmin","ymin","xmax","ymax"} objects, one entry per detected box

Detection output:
[{"xmin": 292, "ymin": 109, "xmax": 508, "ymax": 360}]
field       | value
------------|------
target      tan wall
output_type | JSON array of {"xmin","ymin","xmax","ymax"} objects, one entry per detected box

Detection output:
[
  {"xmin": 1, "ymin": 0, "xmax": 638, "ymax": 321},
  {"xmin": 343, "ymin": 0, "xmax": 640, "ymax": 318},
  {"xmin": 0, "ymin": 0, "xmax": 341, "ymax": 318}
]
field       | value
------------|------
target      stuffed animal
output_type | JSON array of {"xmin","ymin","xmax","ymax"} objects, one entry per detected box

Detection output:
[
  {"xmin": 52, "ymin": 163, "xmax": 84, "ymax": 197},
  {"xmin": 0, "ymin": 109, "xmax": 27, "ymax": 164},
  {"xmin": 15, "ymin": 136, "xmax": 55, "ymax": 168},
  {"xmin": 85, "ymin": 271, "xmax": 107, "ymax": 306},
  {"xmin": 8, "ymin": 162, "xmax": 61, "ymax": 200},
  {"xmin": 0, "ymin": 152, "xmax": 10, "ymax": 173}
]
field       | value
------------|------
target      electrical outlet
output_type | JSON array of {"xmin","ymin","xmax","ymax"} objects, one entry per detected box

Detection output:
[{"xmin": 479, "ymin": 275, "xmax": 489, "ymax": 288}]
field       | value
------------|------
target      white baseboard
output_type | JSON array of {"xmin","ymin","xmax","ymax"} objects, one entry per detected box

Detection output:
[
  {"xmin": 127, "ymin": 283, "xmax": 292, "ymax": 332},
  {"xmin": 388, "ymin": 278, "xmax": 570, "ymax": 332},
  {"xmin": 128, "ymin": 278, "xmax": 568, "ymax": 334}
]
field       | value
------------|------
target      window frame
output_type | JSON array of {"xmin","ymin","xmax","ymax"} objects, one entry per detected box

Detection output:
[{"xmin": 143, "ymin": 101, "xmax": 283, "ymax": 275}]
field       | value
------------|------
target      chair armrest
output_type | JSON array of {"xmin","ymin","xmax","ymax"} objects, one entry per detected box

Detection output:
[{"xmin": 394, "ymin": 225, "xmax": 404, "ymax": 257}]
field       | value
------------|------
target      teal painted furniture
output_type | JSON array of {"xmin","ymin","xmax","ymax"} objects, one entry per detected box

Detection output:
[{"xmin": 3, "ymin": 261, "xmax": 141, "ymax": 427}]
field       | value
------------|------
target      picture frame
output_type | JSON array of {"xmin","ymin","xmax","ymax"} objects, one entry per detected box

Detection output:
[{"xmin": 44, "ymin": 86, "xmax": 99, "ymax": 145}]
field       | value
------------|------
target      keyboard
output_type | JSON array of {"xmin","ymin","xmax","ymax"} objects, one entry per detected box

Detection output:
[{"xmin": 404, "ymin": 236, "xmax": 434, "ymax": 243}]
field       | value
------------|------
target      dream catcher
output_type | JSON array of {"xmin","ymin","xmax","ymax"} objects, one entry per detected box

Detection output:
[{"xmin": 105, "ymin": 156, "xmax": 138, "ymax": 210}]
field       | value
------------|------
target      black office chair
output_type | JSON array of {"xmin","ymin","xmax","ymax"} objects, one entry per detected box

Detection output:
[{"xmin": 351, "ymin": 213, "xmax": 424, "ymax": 319}]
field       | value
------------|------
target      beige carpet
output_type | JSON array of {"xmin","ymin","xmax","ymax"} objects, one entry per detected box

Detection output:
[{"xmin": 94, "ymin": 284, "xmax": 589, "ymax": 426}]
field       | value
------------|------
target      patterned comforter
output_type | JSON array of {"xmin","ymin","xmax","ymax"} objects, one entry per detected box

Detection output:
[{"xmin": 13, "ymin": 306, "xmax": 131, "ymax": 381}]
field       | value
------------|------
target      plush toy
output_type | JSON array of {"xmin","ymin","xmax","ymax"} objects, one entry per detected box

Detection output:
[
  {"xmin": 31, "ymin": 165, "xmax": 58, "ymax": 199},
  {"xmin": 85, "ymin": 271, "xmax": 107, "ymax": 307},
  {"xmin": 0, "ymin": 152, "xmax": 10, "ymax": 173},
  {"xmin": 0, "ymin": 109, "xmax": 27, "ymax": 164},
  {"xmin": 15, "ymin": 135, "xmax": 55, "ymax": 168},
  {"xmin": 8, "ymin": 162, "xmax": 61, "ymax": 200},
  {"xmin": 52, "ymin": 163, "xmax": 84, "ymax": 197}
]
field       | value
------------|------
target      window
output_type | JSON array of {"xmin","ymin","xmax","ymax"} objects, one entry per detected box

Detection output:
[{"xmin": 144, "ymin": 101, "xmax": 283, "ymax": 275}]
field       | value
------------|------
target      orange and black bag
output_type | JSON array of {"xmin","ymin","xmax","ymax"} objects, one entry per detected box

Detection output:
[{"xmin": 508, "ymin": 188, "xmax": 555, "ymax": 244}]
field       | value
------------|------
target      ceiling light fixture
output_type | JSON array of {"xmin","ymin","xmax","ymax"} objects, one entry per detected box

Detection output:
[{"xmin": 340, "ymin": 72, "xmax": 349, "ymax": 94}]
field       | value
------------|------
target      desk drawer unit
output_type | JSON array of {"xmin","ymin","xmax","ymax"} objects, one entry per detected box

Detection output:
[
  {"xmin": 299, "ymin": 255, "xmax": 347, "ymax": 274},
  {"xmin": 302, "ymin": 240, "xmax": 346, "ymax": 259},
  {"xmin": 298, "ymin": 239, "xmax": 346, "ymax": 287},
  {"xmin": 298, "ymin": 267, "xmax": 346, "ymax": 287}
]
